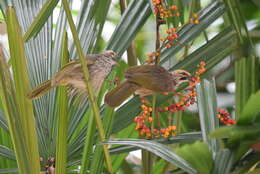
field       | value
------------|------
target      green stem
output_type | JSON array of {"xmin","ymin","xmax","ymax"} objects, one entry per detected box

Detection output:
[
  {"xmin": 55, "ymin": 32, "xmax": 69, "ymax": 174},
  {"xmin": 80, "ymin": 111, "xmax": 95, "ymax": 173},
  {"xmin": 61, "ymin": 0, "xmax": 113, "ymax": 173}
]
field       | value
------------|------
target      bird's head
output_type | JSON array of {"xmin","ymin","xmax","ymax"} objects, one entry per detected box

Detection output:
[
  {"xmin": 103, "ymin": 50, "xmax": 118, "ymax": 65},
  {"xmin": 171, "ymin": 70, "xmax": 191, "ymax": 88}
]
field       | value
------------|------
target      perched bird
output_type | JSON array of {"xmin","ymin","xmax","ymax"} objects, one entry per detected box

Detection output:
[
  {"xmin": 105, "ymin": 65, "xmax": 191, "ymax": 107},
  {"xmin": 27, "ymin": 50, "xmax": 117, "ymax": 99}
]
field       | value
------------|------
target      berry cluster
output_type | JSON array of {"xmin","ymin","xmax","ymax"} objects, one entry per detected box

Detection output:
[
  {"xmin": 134, "ymin": 61, "xmax": 207, "ymax": 139},
  {"xmin": 152, "ymin": 0, "xmax": 180, "ymax": 18},
  {"xmin": 163, "ymin": 28, "xmax": 179, "ymax": 49},
  {"xmin": 145, "ymin": 1, "xmax": 200, "ymax": 64},
  {"xmin": 157, "ymin": 61, "xmax": 206, "ymax": 113},
  {"xmin": 134, "ymin": 103, "xmax": 177, "ymax": 138},
  {"xmin": 195, "ymin": 61, "xmax": 206, "ymax": 77},
  {"xmin": 217, "ymin": 109, "xmax": 236, "ymax": 126},
  {"xmin": 145, "ymin": 28, "xmax": 179, "ymax": 63},
  {"xmin": 145, "ymin": 52, "xmax": 159, "ymax": 64}
]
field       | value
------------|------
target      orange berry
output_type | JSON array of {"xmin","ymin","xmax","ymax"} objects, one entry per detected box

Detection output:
[
  {"xmin": 179, "ymin": 101, "xmax": 184, "ymax": 105},
  {"xmin": 171, "ymin": 28, "xmax": 176, "ymax": 32},
  {"xmin": 167, "ymin": 36, "xmax": 174, "ymax": 41},
  {"xmin": 164, "ymin": 131, "xmax": 169, "ymax": 136},
  {"xmin": 170, "ymin": 125, "xmax": 176, "ymax": 130},
  {"xmin": 165, "ymin": 43, "xmax": 172, "ymax": 48},
  {"xmin": 172, "ymin": 33, "xmax": 179, "ymax": 38},
  {"xmin": 160, "ymin": 129, "xmax": 166, "ymax": 133},
  {"xmin": 160, "ymin": 38, "xmax": 165, "ymax": 41},
  {"xmin": 170, "ymin": 5, "xmax": 177, "ymax": 10},
  {"xmin": 194, "ymin": 19, "xmax": 199, "ymax": 24}
]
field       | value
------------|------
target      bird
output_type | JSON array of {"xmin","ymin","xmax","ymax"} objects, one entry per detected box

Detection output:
[
  {"xmin": 27, "ymin": 50, "xmax": 117, "ymax": 99},
  {"xmin": 105, "ymin": 65, "xmax": 191, "ymax": 107}
]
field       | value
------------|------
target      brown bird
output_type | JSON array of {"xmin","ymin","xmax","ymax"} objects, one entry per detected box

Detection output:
[
  {"xmin": 105, "ymin": 65, "xmax": 191, "ymax": 107},
  {"xmin": 27, "ymin": 50, "xmax": 117, "ymax": 99}
]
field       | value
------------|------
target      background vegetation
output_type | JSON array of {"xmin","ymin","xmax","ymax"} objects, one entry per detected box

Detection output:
[{"xmin": 0, "ymin": 0, "xmax": 259, "ymax": 173}]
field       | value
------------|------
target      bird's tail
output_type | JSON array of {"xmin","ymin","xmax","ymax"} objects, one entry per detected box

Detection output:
[
  {"xmin": 27, "ymin": 80, "xmax": 54, "ymax": 99},
  {"xmin": 105, "ymin": 81, "xmax": 139, "ymax": 107}
]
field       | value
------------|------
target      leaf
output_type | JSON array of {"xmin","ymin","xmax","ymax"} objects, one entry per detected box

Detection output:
[
  {"xmin": 71, "ymin": 0, "xmax": 112, "ymax": 56},
  {"xmin": 238, "ymin": 90, "xmax": 260, "ymax": 125},
  {"xmin": 0, "ymin": 145, "xmax": 15, "ymax": 160},
  {"xmin": 107, "ymin": 0, "xmax": 151, "ymax": 56},
  {"xmin": 104, "ymin": 139, "xmax": 197, "ymax": 174},
  {"xmin": 0, "ymin": 110, "xmax": 8, "ymax": 132},
  {"xmin": 212, "ymin": 149, "xmax": 233, "ymax": 174},
  {"xmin": 160, "ymin": 1, "xmax": 226, "ymax": 64},
  {"xmin": 152, "ymin": 159, "xmax": 167, "ymax": 174},
  {"xmin": 3, "ymin": 7, "xmax": 40, "ymax": 174},
  {"xmin": 109, "ymin": 132, "xmax": 202, "ymax": 155},
  {"xmin": 112, "ymin": 96, "xmax": 141, "ymax": 134},
  {"xmin": 175, "ymin": 141, "xmax": 213, "ymax": 174},
  {"xmin": 23, "ymin": 0, "xmax": 59, "ymax": 41},
  {"xmin": 224, "ymin": 0, "xmax": 259, "ymax": 118},
  {"xmin": 111, "ymin": 123, "xmax": 138, "ymax": 173},
  {"xmin": 196, "ymin": 78, "xmax": 220, "ymax": 154},
  {"xmin": 247, "ymin": 169, "xmax": 260, "ymax": 174},
  {"xmin": 0, "ymin": 168, "xmax": 18, "ymax": 173},
  {"xmin": 169, "ymin": 27, "xmax": 237, "ymax": 73},
  {"xmin": 9, "ymin": 0, "xmax": 56, "ymax": 156},
  {"xmin": 210, "ymin": 124, "xmax": 260, "ymax": 143},
  {"xmin": 89, "ymin": 108, "xmax": 115, "ymax": 174}
]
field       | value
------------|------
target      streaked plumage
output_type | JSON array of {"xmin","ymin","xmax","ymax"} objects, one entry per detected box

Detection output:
[
  {"xmin": 105, "ymin": 65, "xmax": 191, "ymax": 107},
  {"xmin": 27, "ymin": 50, "xmax": 117, "ymax": 99}
]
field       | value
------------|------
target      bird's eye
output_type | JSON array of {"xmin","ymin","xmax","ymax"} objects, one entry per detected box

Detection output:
[{"xmin": 180, "ymin": 77, "xmax": 188, "ymax": 81}]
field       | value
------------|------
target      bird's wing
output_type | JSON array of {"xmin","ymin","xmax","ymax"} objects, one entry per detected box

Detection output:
[
  {"xmin": 59, "ymin": 55, "xmax": 96, "ymax": 71},
  {"xmin": 59, "ymin": 60, "xmax": 81, "ymax": 71},
  {"xmin": 53, "ymin": 54, "xmax": 96, "ymax": 84},
  {"xmin": 125, "ymin": 65, "xmax": 173, "ymax": 92},
  {"xmin": 125, "ymin": 65, "xmax": 161, "ymax": 74}
]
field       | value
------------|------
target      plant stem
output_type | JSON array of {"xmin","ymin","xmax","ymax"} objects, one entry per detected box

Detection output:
[
  {"xmin": 55, "ymin": 32, "xmax": 69, "ymax": 174},
  {"xmin": 61, "ymin": 0, "xmax": 113, "ymax": 173}
]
